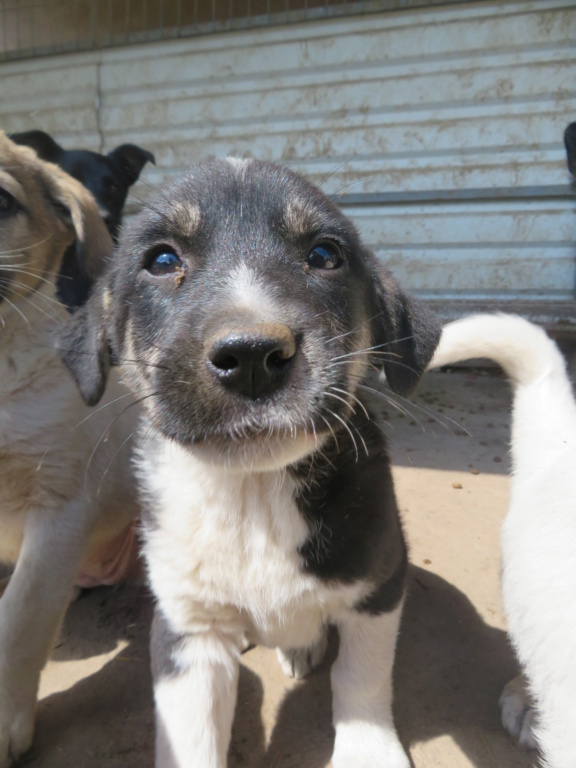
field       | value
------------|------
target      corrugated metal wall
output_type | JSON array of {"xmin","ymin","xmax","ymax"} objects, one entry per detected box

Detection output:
[{"xmin": 1, "ymin": 0, "xmax": 575, "ymax": 318}]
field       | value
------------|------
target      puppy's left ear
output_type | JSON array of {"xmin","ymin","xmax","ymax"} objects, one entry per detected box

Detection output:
[
  {"xmin": 108, "ymin": 144, "xmax": 156, "ymax": 185},
  {"xmin": 371, "ymin": 266, "xmax": 441, "ymax": 396},
  {"xmin": 42, "ymin": 165, "xmax": 114, "ymax": 310}
]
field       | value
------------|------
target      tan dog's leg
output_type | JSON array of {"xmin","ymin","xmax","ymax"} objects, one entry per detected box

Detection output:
[{"xmin": 0, "ymin": 500, "xmax": 93, "ymax": 767}]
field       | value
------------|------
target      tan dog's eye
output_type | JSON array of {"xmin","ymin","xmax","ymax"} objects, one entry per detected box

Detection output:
[{"xmin": 0, "ymin": 188, "xmax": 16, "ymax": 215}]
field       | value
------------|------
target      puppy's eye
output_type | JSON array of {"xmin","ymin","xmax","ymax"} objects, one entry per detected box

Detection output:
[
  {"xmin": 146, "ymin": 251, "xmax": 183, "ymax": 276},
  {"xmin": 307, "ymin": 242, "xmax": 342, "ymax": 270},
  {"xmin": 0, "ymin": 189, "xmax": 15, "ymax": 216}
]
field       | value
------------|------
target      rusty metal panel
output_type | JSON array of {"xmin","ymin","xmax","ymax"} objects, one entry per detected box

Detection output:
[
  {"xmin": 1, "ymin": 0, "xmax": 575, "ymax": 308},
  {"xmin": 346, "ymin": 199, "xmax": 576, "ymax": 300},
  {"xmin": 0, "ymin": 53, "xmax": 100, "ymax": 142}
]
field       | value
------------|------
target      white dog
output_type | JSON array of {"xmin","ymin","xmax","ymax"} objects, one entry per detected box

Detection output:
[
  {"xmin": 0, "ymin": 133, "xmax": 139, "ymax": 767},
  {"xmin": 429, "ymin": 313, "xmax": 576, "ymax": 767}
]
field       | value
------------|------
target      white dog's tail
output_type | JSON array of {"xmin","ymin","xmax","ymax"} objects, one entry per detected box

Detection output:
[{"xmin": 428, "ymin": 313, "xmax": 567, "ymax": 389}]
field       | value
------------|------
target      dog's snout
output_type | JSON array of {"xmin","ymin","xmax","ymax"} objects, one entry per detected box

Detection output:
[{"xmin": 206, "ymin": 323, "xmax": 297, "ymax": 399}]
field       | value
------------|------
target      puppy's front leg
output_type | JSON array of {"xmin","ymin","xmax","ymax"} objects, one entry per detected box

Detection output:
[
  {"xmin": 151, "ymin": 608, "xmax": 240, "ymax": 768},
  {"xmin": 0, "ymin": 500, "xmax": 94, "ymax": 768},
  {"xmin": 331, "ymin": 602, "xmax": 409, "ymax": 768}
]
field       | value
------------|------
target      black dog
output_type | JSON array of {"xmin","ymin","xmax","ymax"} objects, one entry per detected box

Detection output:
[
  {"xmin": 60, "ymin": 158, "xmax": 440, "ymax": 768},
  {"xmin": 10, "ymin": 129, "xmax": 155, "ymax": 308}
]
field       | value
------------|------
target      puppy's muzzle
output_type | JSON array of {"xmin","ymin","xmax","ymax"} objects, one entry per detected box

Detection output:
[{"xmin": 205, "ymin": 322, "xmax": 297, "ymax": 400}]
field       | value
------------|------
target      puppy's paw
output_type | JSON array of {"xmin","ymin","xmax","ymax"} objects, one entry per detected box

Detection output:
[
  {"xmin": 276, "ymin": 631, "xmax": 328, "ymax": 680},
  {"xmin": 500, "ymin": 674, "xmax": 539, "ymax": 750},
  {"xmin": 332, "ymin": 721, "xmax": 410, "ymax": 768},
  {"xmin": 0, "ymin": 703, "xmax": 34, "ymax": 768}
]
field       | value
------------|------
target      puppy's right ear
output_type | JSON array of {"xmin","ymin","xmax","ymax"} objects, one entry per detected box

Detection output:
[
  {"xmin": 9, "ymin": 130, "xmax": 64, "ymax": 164},
  {"xmin": 57, "ymin": 283, "xmax": 112, "ymax": 406},
  {"xmin": 565, "ymin": 122, "xmax": 576, "ymax": 177}
]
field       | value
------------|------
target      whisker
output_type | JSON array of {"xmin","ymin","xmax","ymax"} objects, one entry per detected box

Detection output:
[
  {"xmin": 317, "ymin": 151, "xmax": 364, "ymax": 190},
  {"xmin": 329, "ymin": 385, "xmax": 370, "ymax": 421},
  {"xmin": 1, "ymin": 294, "xmax": 30, "ymax": 327},
  {"xmin": 332, "ymin": 176, "xmax": 371, "ymax": 198},
  {"xmin": 127, "ymin": 192, "xmax": 166, "ymax": 218},
  {"xmin": 0, "ymin": 234, "xmax": 53, "ymax": 256},
  {"xmin": 325, "ymin": 407, "xmax": 361, "ymax": 462},
  {"xmin": 358, "ymin": 381, "xmax": 422, "ymax": 423},
  {"xmin": 1, "ymin": 267, "xmax": 63, "ymax": 291},
  {"xmin": 96, "ymin": 413, "xmax": 156, "ymax": 498},
  {"xmin": 331, "ymin": 339, "xmax": 416, "ymax": 361},
  {"xmin": 317, "ymin": 412, "xmax": 340, "ymax": 452},
  {"xmin": 359, "ymin": 381, "xmax": 471, "ymax": 436},
  {"xmin": 85, "ymin": 391, "xmax": 160, "ymax": 485},
  {"xmin": 52, "ymin": 343, "xmax": 171, "ymax": 372},
  {"xmin": 72, "ymin": 387, "xmax": 154, "ymax": 429},
  {"xmin": 137, "ymin": 176, "xmax": 173, "ymax": 205},
  {"xmin": 12, "ymin": 291, "xmax": 61, "ymax": 323}
]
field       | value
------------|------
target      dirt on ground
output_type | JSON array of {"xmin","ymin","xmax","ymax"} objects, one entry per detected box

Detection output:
[{"xmin": 27, "ymin": 370, "xmax": 539, "ymax": 768}]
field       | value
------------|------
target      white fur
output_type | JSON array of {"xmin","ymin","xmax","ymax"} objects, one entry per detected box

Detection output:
[
  {"xmin": 225, "ymin": 157, "xmax": 252, "ymax": 172},
  {"xmin": 228, "ymin": 263, "xmax": 278, "ymax": 319},
  {"xmin": 429, "ymin": 313, "xmax": 576, "ymax": 767},
  {"xmin": 0, "ymin": 286, "xmax": 139, "ymax": 767},
  {"xmin": 139, "ymin": 432, "xmax": 408, "ymax": 767},
  {"xmin": 331, "ymin": 604, "xmax": 409, "ymax": 768}
]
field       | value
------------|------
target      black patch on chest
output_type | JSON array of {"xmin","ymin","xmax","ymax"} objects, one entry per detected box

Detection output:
[{"xmin": 293, "ymin": 405, "xmax": 407, "ymax": 615}]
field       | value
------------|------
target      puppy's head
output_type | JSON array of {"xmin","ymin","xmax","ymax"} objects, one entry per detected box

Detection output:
[
  {"xmin": 10, "ymin": 130, "xmax": 155, "ymax": 239},
  {"xmin": 60, "ymin": 159, "xmax": 440, "ymax": 468},
  {"xmin": 0, "ymin": 131, "xmax": 113, "ymax": 321}
]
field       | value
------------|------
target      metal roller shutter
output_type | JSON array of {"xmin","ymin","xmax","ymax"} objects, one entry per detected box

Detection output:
[{"xmin": 1, "ymin": 0, "xmax": 574, "ymax": 326}]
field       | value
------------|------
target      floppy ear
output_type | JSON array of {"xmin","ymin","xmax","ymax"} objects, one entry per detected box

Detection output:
[
  {"xmin": 9, "ymin": 129, "xmax": 64, "ymax": 164},
  {"xmin": 371, "ymin": 266, "xmax": 442, "ymax": 396},
  {"xmin": 40, "ymin": 164, "xmax": 114, "ymax": 310},
  {"xmin": 57, "ymin": 281, "xmax": 113, "ymax": 405},
  {"xmin": 565, "ymin": 122, "xmax": 576, "ymax": 177},
  {"xmin": 108, "ymin": 144, "xmax": 155, "ymax": 185}
]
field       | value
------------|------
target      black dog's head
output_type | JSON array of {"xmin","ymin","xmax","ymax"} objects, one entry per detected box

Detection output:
[
  {"xmin": 9, "ymin": 130, "xmax": 155, "ymax": 239},
  {"xmin": 59, "ymin": 159, "xmax": 440, "ymax": 469}
]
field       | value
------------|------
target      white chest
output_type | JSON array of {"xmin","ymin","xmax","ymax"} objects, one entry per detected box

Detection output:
[{"xmin": 138, "ymin": 437, "xmax": 365, "ymax": 647}]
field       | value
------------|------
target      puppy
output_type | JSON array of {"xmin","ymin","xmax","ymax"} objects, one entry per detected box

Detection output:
[
  {"xmin": 0, "ymin": 133, "xmax": 140, "ymax": 767},
  {"xmin": 10, "ymin": 130, "xmax": 155, "ymax": 311},
  {"xmin": 10, "ymin": 131, "xmax": 155, "ymax": 311},
  {"xmin": 59, "ymin": 157, "xmax": 441, "ymax": 768},
  {"xmin": 9, "ymin": 129, "xmax": 155, "ymax": 240},
  {"xmin": 428, "ymin": 313, "xmax": 576, "ymax": 767}
]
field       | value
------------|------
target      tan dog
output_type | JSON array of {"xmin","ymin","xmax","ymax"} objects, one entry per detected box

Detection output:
[{"xmin": 0, "ymin": 133, "xmax": 139, "ymax": 767}]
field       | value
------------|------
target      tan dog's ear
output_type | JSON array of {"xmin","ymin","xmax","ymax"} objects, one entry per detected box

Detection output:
[{"xmin": 40, "ymin": 163, "xmax": 114, "ymax": 310}]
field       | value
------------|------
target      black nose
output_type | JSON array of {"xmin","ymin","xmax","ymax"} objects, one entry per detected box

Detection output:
[{"xmin": 206, "ymin": 323, "xmax": 297, "ymax": 399}]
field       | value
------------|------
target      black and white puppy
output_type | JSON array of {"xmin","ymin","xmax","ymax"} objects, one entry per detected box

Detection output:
[{"xmin": 59, "ymin": 158, "xmax": 440, "ymax": 768}]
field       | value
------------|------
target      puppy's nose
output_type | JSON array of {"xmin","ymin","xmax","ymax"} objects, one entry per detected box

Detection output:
[{"xmin": 206, "ymin": 323, "xmax": 297, "ymax": 399}]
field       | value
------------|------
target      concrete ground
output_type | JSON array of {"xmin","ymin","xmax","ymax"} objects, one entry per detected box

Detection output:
[{"xmin": 26, "ymin": 369, "xmax": 540, "ymax": 768}]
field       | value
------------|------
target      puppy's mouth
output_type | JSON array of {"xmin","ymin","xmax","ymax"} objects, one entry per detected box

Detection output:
[
  {"xmin": 139, "ymin": 322, "xmax": 370, "ymax": 469},
  {"xmin": 151, "ymin": 389, "xmax": 361, "ymax": 471}
]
